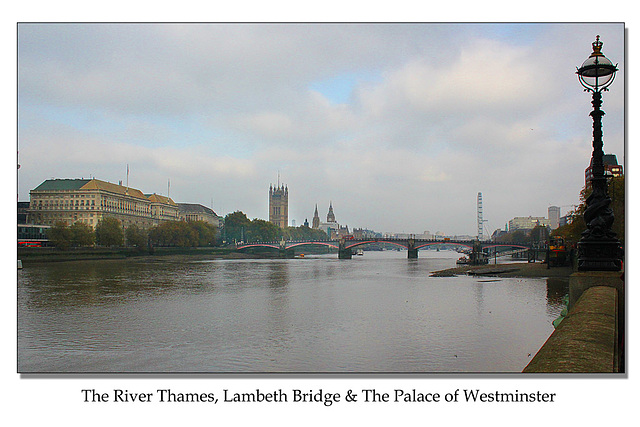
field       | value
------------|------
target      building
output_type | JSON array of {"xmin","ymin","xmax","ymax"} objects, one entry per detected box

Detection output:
[
  {"xmin": 559, "ymin": 214, "xmax": 573, "ymax": 228},
  {"xmin": 327, "ymin": 202, "xmax": 336, "ymax": 223},
  {"xmin": 146, "ymin": 193, "xmax": 180, "ymax": 225},
  {"xmin": 508, "ymin": 216, "xmax": 550, "ymax": 232},
  {"xmin": 585, "ymin": 153, "xmax": 623, "ymax": 186},
  {"xmin": 548, "ymin": 206, "xmax": 561, "ymax": 229},
  {"xmin": 27, "ymin": 178, "xmax": 177, "ymax": 230},
  {"xmin": 312, "ymin": 204, "xmax": 320, "ymax": 229},
  {"xmin": 178, "ymin": 203, "xmax": 220, "ymax": 228},
  {"xmin": 491, "ymin": 228, "xmax": 508, "ymax": 241},
  {"xmin": 317, "ymin": 202, "xmax": 340, "ymax": 238},
  {"xmin": 17, "ymin": 201, "xmax": 29, "ymax": 223},
  {"xmin": 353, "ymin": 228, "xmax": 378, "ymax": 239},
  {"xmin": 268, "ymin": 183, "xmax": 288, "ymax": 228}
]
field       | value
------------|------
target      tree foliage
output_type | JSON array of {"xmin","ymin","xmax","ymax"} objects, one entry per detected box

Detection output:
[
  {"xmin": 247, "ymin": 218, "xmax": 281, "ymax": 242},
  {"xmin": 69, "ymin": 221, "xmax": 95, "ymax": 247},
  {"xmin": 223, "ymin": 211, "xmax": 252, "ymax": 243},
  {"xmin": 148, "ymin": 220, "xmax": 217, "ymax": 247},
  {"xmin": 189, "ymin": 220, "xmax": 218, "ymax": 246},
  {"xmin": 222, "ymin": 211, "xmax": 329, "ymax": 244},
  {"xmin": 553, "ymin": 176, "xmax": 624, "ymax": 245},
  {"xmin": 95, "ymin": 217, "xmax": 124, "ymax": 247},
  {"xmin": 47, "ymin": 221, "xmax": 73, "ymax": 250},
  {"xmin": 494, "ymin": 229, "xmax": 529, "ymax": 245},
  {"xmin": 283, "ymin": 225, "xmax": 328, "ymax": 241},
  {"xmin": 530, "ymin": 225, "xmax": 550, "ymax": 246},
  {"xmin": 125, "ymin": 224, "xmax": 147, "ymax": 248}
]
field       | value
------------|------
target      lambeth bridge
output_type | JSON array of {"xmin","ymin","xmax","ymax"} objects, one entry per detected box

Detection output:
[{"xmin": 236, "ymin": 237, "xmax": 541, "ymax": 262}]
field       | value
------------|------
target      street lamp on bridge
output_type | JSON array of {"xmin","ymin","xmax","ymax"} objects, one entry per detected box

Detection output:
[{"xmin": 576, "ymin": 35, "xmax": 622, "ymax": 271}]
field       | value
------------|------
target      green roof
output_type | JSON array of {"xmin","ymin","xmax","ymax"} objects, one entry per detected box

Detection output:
[{"xmin": 32, "ymin": 179, "xmax": 92, "ymax": 191}]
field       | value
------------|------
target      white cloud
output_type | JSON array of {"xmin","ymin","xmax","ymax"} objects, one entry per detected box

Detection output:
[
  {"xmin": 17, "ymin": 23, "xmax": 626, "ymax": 234},
  {"xmin": 233, "ymin": 111, "xmax": 294, "ymax": 139}
]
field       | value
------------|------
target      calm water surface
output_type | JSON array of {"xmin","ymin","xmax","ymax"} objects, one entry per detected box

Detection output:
[{"xmin": 18, "ymin": 250, "xmax": 567, "ymax": 373}]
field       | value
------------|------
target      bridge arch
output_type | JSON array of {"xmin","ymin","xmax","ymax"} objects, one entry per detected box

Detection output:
[
  {"xmin": 414, "ymin": 242, "xmax": 473, "ymax": 250},
  {"xmin": 482, "ymin": 244, "xmax": 530, "ymax": 250},
  {"xmin": 236, "ymin": 243, "xmax": 280, "ymax": 251},
  {"xmin": 344, "ymin": 240, "xmax": 408, "ymax": 250},
  {"xmin": 286, "ymin": 241, "xmax": 339, "ymax": 250}
]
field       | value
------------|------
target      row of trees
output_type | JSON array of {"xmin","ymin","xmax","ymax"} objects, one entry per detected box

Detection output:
[
  {"xmin": 47, "ymin": 210, "xmax": 327, "ymax": 250},
  {"xmin": 552, "ymin": 176, "xmax": 624, "ymax": 244},
  {"xmin": 491, "ymin": 176, "xmax": 624, "ymax": 247},
  {"xmin": 493, "ymin": 225, "xmax": 549, "ymax": 246},
  {"xmin": 223, "ymin": 211, "xmax": 328, "ymax": 243},
  {"xmin": 47, "ymin": 217, "xmax": 218, "ymax": 250}
]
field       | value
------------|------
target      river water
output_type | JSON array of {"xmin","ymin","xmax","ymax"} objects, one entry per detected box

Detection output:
[{"xmin": 17, "ymin": 250, "xmax": 567, "ymax": 373}]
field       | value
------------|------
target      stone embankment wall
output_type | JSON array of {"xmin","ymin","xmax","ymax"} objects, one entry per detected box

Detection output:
[{"xmin": 523, "ymin": 285, "xmax": 619, "ymax": 373}]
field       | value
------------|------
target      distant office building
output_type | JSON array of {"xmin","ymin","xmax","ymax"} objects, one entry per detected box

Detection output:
[
  {"xmin": 353, "ymin": 228, "xmax": 377, "ymax": 239},
  {"xmin": 28, "ymin": 178, "xmax": 178, "ymax": 229},
  {"xmin": 491, "ymin": 228, "xmax": 508, "ymax": 240},
  {"xmin": 585, "ymin": 153, "xmax": 623, "ymax": 186},
  {"xmin": 178, "ymin": 203, "xmax": 220, "ymax": 228},
  {"xmin": 17, "ymin": 201, "xmax": 29, "ymax": 223},
  {"xmin": 268, "ymin": 183, "xmax": 288, "ymax": 228},
  {"xmin": 508, "ymin": 216, "xmax": 550, "ymax": 232},
  {"xmin": 548, "ymin": 206, "xmax": 560, "ymax": 229},
  {"xmin": 559, "ymin": 214, "xmax": 573, "ymax": 228},
  {"xmin": 418, "ymin": 230, "xmax": 433, "ymax": 240}
]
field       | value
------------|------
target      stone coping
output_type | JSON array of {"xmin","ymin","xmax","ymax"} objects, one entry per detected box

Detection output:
[{"xmin": 523, "ymin": 286, "xmax": 618, "ymax": 373}]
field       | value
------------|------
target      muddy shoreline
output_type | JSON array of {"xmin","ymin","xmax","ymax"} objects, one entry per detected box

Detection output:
[{"xmin": 431, "ymin": 261, "xmax": 574, "ymax": 278}]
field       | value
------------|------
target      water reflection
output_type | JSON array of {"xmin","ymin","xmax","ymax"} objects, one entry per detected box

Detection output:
[
  {"xmin": 545, "ymin": 277, "xmax": 569, "ymax": 315},
  {"xmin": 18, "ymin": 251, "xmax": 565, "ymax": 373}
]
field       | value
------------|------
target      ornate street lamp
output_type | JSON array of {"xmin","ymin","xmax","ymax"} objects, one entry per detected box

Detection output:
[{"xmin": 576, "ymin": 35, "xmax": 622, "ymax": 271}]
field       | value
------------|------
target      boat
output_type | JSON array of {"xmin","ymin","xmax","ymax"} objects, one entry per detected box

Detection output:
[
  {"xmin": 456, "ymin": 256, "xmax": 469, "ymax": 265},
  {"xmin": 355, "ymin": 249, "xmax": 364, "ymax": 256}
]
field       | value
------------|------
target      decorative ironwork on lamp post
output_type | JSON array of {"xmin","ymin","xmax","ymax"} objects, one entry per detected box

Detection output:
[{"xmin": 576, "ymin": 35, "xmax": 622, "ymax": 271}]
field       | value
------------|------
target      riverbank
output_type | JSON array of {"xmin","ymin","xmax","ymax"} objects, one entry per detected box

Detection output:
[
  {"xmin": 17, "ymin": 246, "xmax": 264, "ymax": 264},
  {"xmin": 431, "ymin": 261, "xmax": 574, "ymax": 278}
]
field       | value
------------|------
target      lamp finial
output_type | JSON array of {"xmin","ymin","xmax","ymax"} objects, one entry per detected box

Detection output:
[{"xmin": 590, "ymin": 35, "xmax": 604, "ymax": 57}]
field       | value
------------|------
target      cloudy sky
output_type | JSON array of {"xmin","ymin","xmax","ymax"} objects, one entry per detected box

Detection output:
[{"xmin": 17, "ymin": 23, "xmax": 625, "ymax": 236}]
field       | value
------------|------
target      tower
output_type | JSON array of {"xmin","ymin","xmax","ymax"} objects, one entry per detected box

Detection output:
[
  {"xmin": 477, "ymin": 192, "xmax": 483, "ymax": 240},
  {"xmin": 327, "ymin": 201, "xmax": 336, "ymax": 223},
  {"xmin": 269, "ymin": 182, "xmax": 288, "ymax": 228},
  {"xmin": 312, "ymin": 204, "xmax": 320, "ymax": 229},
  {"xmin": 548, "ymin": 206, "xmax": 560, "ymax": 229}
]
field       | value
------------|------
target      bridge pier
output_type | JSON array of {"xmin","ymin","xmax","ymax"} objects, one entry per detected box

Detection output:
[
  {"xmin": 407, "ymin": 239, "xmax": 418, "ymax": 258},
  {"xmin": 279, "ymin": 249, "xmax": 295, "ymax": 258},
  {"xmin": 338, "ymin": 239, "xmax": 352, "ymax": 259},
  {"xmin": 470, "ymin": 240, "xmax": 487, "ymax": 265},
  {"xmin": 338, "ymin": 249, "xmax": 352, "ymax": 259},
  {"xmin": 279, "ymin": 239, "xmax": 294, "ymax": 258}
]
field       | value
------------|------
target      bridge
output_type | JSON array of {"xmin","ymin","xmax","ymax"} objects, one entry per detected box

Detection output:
[{"xmin": 236, "ymin": 237, "xmax": 536, "ymax": 262}]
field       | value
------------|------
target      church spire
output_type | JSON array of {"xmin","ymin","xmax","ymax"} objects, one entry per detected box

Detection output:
[
  {"xmin": 312, "ymin": 203, "xmax": 320, "ymax": 229},
  {"xmin": 327, "ymin": 201, "xmax": 336, "ymax": 223}
]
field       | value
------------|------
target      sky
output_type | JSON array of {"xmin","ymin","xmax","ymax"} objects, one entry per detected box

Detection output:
[{"xmin": 16, "ymin": 22, "xmax": 625, "ymax": 236}]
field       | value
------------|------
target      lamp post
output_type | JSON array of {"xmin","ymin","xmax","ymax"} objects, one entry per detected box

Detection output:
[{"xmin": 576, "ymin": 35, "xmax": 622, "ymax": 271}]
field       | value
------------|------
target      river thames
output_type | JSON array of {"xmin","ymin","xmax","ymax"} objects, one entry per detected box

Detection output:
[{"xmin": 17, "ymin": 250, "xmax": 567, "ymax": 373}]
